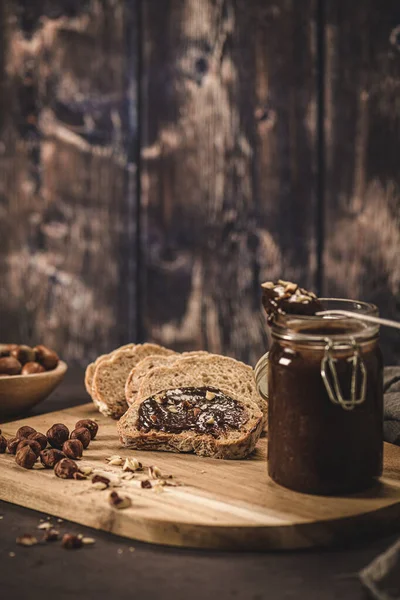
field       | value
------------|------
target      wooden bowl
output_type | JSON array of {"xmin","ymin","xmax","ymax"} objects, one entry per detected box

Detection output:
[{"xmin": 0, "ymin": 361, "xmax": 68, "ymax": 420}]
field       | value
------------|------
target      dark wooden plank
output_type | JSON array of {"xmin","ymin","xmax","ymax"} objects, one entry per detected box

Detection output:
[
  {"xmin": 141, "ymin": 0, "xmax": 318, "ymax": 365},
  {"xmin": 0, "ymin": 0, "xmax": 138, "ymax": 363},
  {"xmin": 323, "ymin": 0, "xmax": 400, "ymax": 364}
]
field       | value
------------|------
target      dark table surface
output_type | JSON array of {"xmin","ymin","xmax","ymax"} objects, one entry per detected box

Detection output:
[{"xmin": 0, "ymin": 367, "xmax": 396, "ymax": 599}]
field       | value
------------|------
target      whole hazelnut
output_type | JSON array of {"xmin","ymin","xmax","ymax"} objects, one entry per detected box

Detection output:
[
  {"xmin": 0, "ymin": 435, "xmax": 7, "ymax": 453},
  {"xmin": 75, "ymin": 419, "xmax": 98, "ymax": 440},
  {"xmin": 46, "ymin": 423, "xmax": 69, "ymax": 449},
  {"xmin": 34, "ymin": 345, "xmax": 59, "ymax": 370},
  {"xmin": 17, "ymin": 439, "xmax": 41, "ymax": 457},
  {"xmin": 10, "ymin": 345, "xmax": 35, "ymax": 365},
  {"xmin": 22, "ymin": 362, "xmax": 46, "ymax": 375},
  {"xmin": 15, "ymin": 445, "xmax": 37, "ymax": 469},
  {"xmin": 27, "ymin": 432, "xmax": 47, "ymax": 450},
  {"xmin": 70, "ymin": 427, "xmax": 91, "ymax": 449},
  {"xmin": 7, "ymin": 437, "xmax": 21, "ymax": 454},
  {"xmin": 40, "ymin": 449, "xmax": 65, "ymax": 469},
  {"xmin": 0, "ymin": 343, "xmax": 18, "ymax": 357},
  {"xmin": 62, "ymin": 439, "xmax": 83, "ymax": 460},
  {"xmin": 0, "ymin": 356, "xmax": 22, "ymax": 375},
  {"xmin": 16, "ymin": 425, "xmax": 36, "ymax": 439},
  {"xmin": 54, "ymin": 458, "xmax": 78, "ymax": 479}
]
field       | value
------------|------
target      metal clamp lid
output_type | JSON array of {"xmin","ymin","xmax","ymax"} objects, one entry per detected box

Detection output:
[{"xmin": 321, "ymin": 337, "xmax": 367, "ymax": 411}]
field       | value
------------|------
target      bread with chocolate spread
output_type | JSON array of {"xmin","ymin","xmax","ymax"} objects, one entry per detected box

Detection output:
[
  {"xmin": 91, "ymin": 343, "xmax": 175, "ymax": 419},
  {"xmin": 118, "ymin": 356, "xmax": 264, "ymax": 459},
  {"xmin": 139, "ymin": 354, "xmax": 267, "ymax": 423}
]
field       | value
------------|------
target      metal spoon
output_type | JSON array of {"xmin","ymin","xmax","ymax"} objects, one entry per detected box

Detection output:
[{"xmin": 316, "ymin": 310, "xmax": 400, "ymax": 331}]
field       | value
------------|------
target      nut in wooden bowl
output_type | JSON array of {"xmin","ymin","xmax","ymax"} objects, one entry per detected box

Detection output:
[{"xmin": 0, "ymin": 357, "xmax": 67, "ymax": 419}]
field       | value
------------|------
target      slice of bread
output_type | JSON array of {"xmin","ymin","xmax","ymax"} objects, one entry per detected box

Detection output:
[
  {"xmin": 118, "ymin": 377, "xmax": 263, "ymax": 459},
  {"xmin": 85, "ymin": 343, "xmax": 137, "ymax": 408},
  {"xmin": 125, "ymin": 350, "xmax": 210, "ymax": 406},
  {"xmin": 92, "ymin": 343, "xmax": 175, "ymax": 419},
  {"xmin": 85, "ymin": 354, "xmax": 108, "ymax": 396},
  {"xmin": 137, "ymin": 354, "xmax": 267, "ymax": 425},
  {"xmin": 85, "ymin": 344, "xmax": 136, "ymax": 396}
]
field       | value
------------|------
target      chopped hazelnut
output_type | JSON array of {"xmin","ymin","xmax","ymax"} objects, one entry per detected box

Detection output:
[
  {"xmin": 92, "ymin": 474, "xmax": 110, "ymax": 487},
  {"xmin": 73, "ymin": 472, "xmax": 87, "ymax": 480},
  {"xmin": 109, "ymin": 491, "xmax": 132, "ymax": 510},
  {"xmin": 148, "ymin": 466, "xmax": 162, "ymax": 480},
  {"xmin": 62, "ymin": 533, "xmax": 83, "ymax": 549},
  {"xmin": 16, "ymin": 534, "xmax": 38, "ymax": 546},
  {"xmin": 43, "ymin": 529, "xmax": 59, "ymax": 542},
  {"xmin": 205, "ymin": 391, "xmax": 215, "ymax": 401},
  {"xmin": 122, "ymin": 458, "xmax": 142, "ymax": 472}
]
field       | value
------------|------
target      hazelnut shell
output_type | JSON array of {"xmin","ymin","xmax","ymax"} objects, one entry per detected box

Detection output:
[
  {"xmin": 15, "ymin": 445, "xmax": 37, "ymax": 469},
  {"xmin": 21, "ymin": 361, "xmax": 46, "ymax": 375},
  {"xmin": 34, "ymin": 345, "xmax": 59, "ymax": 370},
  {"xmin": 0, "ymin": 356, "xmax": 22, "ymax": 375},
  {"xmin": 16, "ymin": 425, "xmax": 37, "ymax": 439},
  {"xmin": 40, "ymin": 449, "xmax": 65, "ymax": 469},
  {"xmin": 17, "ymin": 439, "xmax": 42, "ymax": 457},
  {"xmin": 7, "ymin": 437, "xmax": 21, "ymax": 454},
  {"xmin": 62, "ymin": 439, "xmax": 83, "ymax": 460},
  {"xmin": 54, "ymin": 458, "xmax": 78, "ymax": 479},
  {"xmin": 46, "ymin": 423, "xmax": 69, "ymax": 449},
  {"xmin": 70, "ymin": 427, "xmax": 91, "ymax": 449},
  {"xmin": 75, "ymin": 419, "xmax": 98, "ymax": 440},
  {"xmin": 10, "ymin": 345, "xmax": 35, "ymax": 365},
  {"xmin": 27, "ymin": 431, "xmax": 48, "ymax": 450}
]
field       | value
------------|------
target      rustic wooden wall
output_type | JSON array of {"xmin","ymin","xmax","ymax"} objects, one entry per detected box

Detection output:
[
  {"xmin": 141, "ymin": 0, "xmax": 318, "ymax": 365},
  {"xmin": 323, "ymin": 1, "xmax": 400, "ymax": 364},
  {"xmin": 0, "ymin": 0, "xmax": 138, "ymax": 363},
  {"xmin": 0, "ymin": 0, "xmax": 399, "ymax": 366}
]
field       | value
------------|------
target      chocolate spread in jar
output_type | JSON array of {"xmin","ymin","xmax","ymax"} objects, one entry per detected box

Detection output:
[
  {"xmin": 267, "ymin": 320, "xmax": 383, "ymax": 495},
  {"xmin": 138, "ymin": 387, "xmax": 248, "ymax": 437}
]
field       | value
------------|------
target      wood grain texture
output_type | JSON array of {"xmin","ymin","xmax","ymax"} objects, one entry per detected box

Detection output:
[
  {"xmin": 140, "ymin": 0, "xmax": 318, "ymax": 365},
  {"xmin": 1, "ymin": 403, "xmax": 400, "ymax": 550},
  {"xmin": 323, "ymin": 1, "xmax": 400, "ymax": 364},
  {"xmin": 0, "ymin": 0, "xmax": 138, "ymax": 362}
]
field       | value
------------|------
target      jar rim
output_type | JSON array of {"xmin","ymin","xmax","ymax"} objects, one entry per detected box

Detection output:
[{"xmin": 270, "ymin": 298, "xmax": 379, "ymax": 345}]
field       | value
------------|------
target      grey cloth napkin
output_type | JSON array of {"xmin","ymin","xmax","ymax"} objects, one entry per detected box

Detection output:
[
  {"xmin": 359, "ymin": 367, "xmax": 400, "ymax": 599},
  {"xmin": 384, "ymin": 367, "xmax": 400, "ymax": 445}
]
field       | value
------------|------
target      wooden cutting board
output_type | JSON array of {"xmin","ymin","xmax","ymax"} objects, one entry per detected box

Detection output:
[{"xmin": 2, "ymin": 403, "xmax": 400, "ymax": 551}]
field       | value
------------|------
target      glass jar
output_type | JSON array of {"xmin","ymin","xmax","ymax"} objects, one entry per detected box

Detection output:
[{"xmin": 255, "ymin": 299, "xmax": 383, "ymax": 495}]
